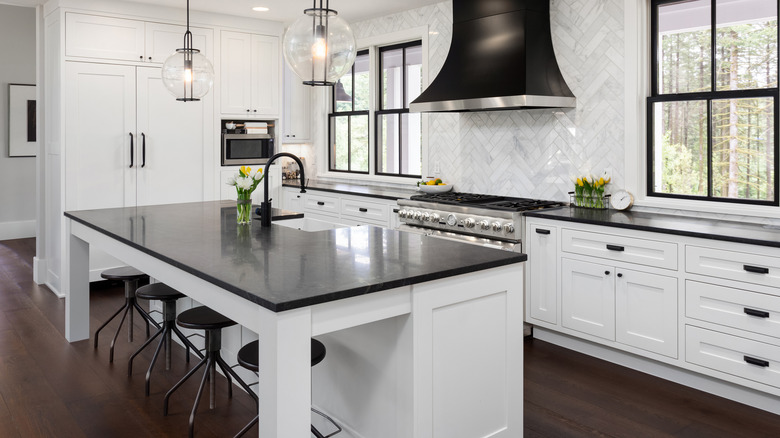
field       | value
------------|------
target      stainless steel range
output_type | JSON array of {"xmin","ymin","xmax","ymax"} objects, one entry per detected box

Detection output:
[{"xmin": 397, "ymin": 192, "xmax": 564, "ymax": 252}]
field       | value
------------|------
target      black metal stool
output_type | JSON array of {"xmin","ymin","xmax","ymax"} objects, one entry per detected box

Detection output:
[
  {"xmin": 163, "ymin": 306, "xmax": 255, "ymax": 438},
  {"xmin": 128, "ymin": 283, "xmax": 204, "ymax": 395},
  {"xmin": 93, "ymin": 266, "xmax": 157, "ymax": 362},
  {"xmin": 233, "ymin": 339, "xmax": 342, "ymax": 438}
]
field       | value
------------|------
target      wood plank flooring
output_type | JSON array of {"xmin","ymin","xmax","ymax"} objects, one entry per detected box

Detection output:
[{"xmin": 2, "ymin": 238, "xmax": 780, "ymax": 437}]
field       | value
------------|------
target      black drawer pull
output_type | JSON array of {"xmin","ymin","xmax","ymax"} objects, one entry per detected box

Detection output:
[
  {"xmin": 606, "ymin": 244, "xmax": 625, "ymax": 252},
  {"xmin": 743, "ymin": 265, "xmax": 769, "ymax": 274},
  {"xmin": 535, "ymin": 229, "xmax": 551, "ymax": 235},
  {"xmin": 392, "ymin": 208, "xmax": 399, "ymax": 213},
  {"xmin": 744, "ymin": 308, "xmax": 770, "ymax": 318},
  {"xmin": 317, "ymin": 201, "xmax": 325, "ymax": 206},
  {"xmin": 744, "ymin": 356, "xmax": 769, "ymax": 368},
  {"xmin": 359, "ymin": 207, "xmax": 368, "ymax": 212}
]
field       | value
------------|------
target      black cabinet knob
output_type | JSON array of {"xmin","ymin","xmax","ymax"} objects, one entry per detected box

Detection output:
[
  {"xmin": 617, "ymin": 273, "xmax": 623, "ymax": 278},
  {"xmin": 605, "ymin": 271, "xmax": 610, "ymax": 275}
]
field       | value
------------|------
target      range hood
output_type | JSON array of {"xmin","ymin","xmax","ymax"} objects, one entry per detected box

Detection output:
[{"xmin": 409, "ymin": 0, "xmax": 576, "ymax": 113}]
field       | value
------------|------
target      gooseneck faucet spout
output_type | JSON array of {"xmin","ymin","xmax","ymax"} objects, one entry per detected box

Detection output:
[{"xmin": 259, "ymin": 152, "xmax": 306, "ymax": 227}]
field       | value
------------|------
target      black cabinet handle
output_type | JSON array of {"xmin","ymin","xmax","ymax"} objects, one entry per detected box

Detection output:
[
  {"xmin": 359, "ymin": 207, "xmax": 368, "ymax": 212},
  {"xmin": 744, "ymin": 356, "xmax": 769, "ymax": 367},
  {"xmin": 317, "ymin": 201, "xmax": 325, "ymax": 206},
  {"xmin": 535, "ymin": 229, "xmax": 551, "ymax": 235},
  {"xmin": 606, "ymin": 244, "xmax": 625, "ymax": 252},
  {"xmin": 617, "ymin": 273, "xmax": 623, "ymax": 278},
  {"xmin": 141, "ymin": 133, "xmax": 146, "ymax": 168},
  {"xmin": 605, "ymin": 271, "xmax": 610, "ymax": 275},
  {"xmin": 744, "ymin": 308, "xmax": 770, "ymax": 318},
  {"xmin": 743, "ymin": 265, "xmax": 769, "ymax": 274},
  {"xmin": 393, "ymin": 208, "xmax": 400, "ymax": 213},
  {"xmin": 129, "ymin": 132, "xmax": 134, "ymax": 168}
]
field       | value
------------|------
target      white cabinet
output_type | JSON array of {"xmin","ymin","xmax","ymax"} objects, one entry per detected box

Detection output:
[
  {"xmin": 282, "ymin": 63, "xmax": 311, "ymax": 143},
  {"xmin": 615, "ymin": 268, "xmax": 678, "ymax": 358},
  {"xmin": 526, "ymin": 222, "xmax": 558, "ymax": 325},
  {"xmin": 65, "ymin": 13, "xmax": 212, "ymax": 65},
  {"xmin": 221, "ymin": 31, "xmax": 280, "ymax": 117},
  {"xmin": 281, "ymin": 186, "xmax": 305, "ymax": 212},
  {"xmin": 65, "ymin": 62, "xmax": 213, "ymax": 210},
  {"xmin": 561, "ymin": 258, "xmax": 616, "ymax": 341}
]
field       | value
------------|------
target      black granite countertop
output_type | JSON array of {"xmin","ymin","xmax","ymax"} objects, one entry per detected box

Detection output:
[
  {"xmin": 283, "ymin": 179, "xmax": 418, "ymax": 201},
  {"xmin": 65, "ymin": 201, "xmax": 525, "ymax": 312},
  {"xmin": 525, "ymin": 206, "xmax": 780, "ymax": 248}
]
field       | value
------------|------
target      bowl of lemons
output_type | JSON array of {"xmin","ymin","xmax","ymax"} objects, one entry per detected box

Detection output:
[{"xmin": 417, "ymin": 178, "xmax": 452, "ymax": 193}]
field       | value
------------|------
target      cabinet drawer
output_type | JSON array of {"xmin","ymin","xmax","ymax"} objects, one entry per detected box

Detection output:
[
  {"xmin": 340, "ymin": 198, "xmax": 389, "ymax": 224},
  {"xmin": 686, "ymin": 245, "xmax": 780, "ymax": 288},
  {"xmin": 686, "ymin": 325, "xmax": 780, "ymax": 390},
  {"xmin": 562, "ymin": 229, "xmax": 677, "ymax": 270},
  {"xmin": 304, "ymin": 193, "xmax": 339, "ymax": 217},
  {"xmin": 686, "ymin": 280, "xmax": 780, "ymax": 336}
]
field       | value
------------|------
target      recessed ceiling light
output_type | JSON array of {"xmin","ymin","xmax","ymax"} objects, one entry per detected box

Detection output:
[{"xmin": 252, "ymin": 6, "xmax": 269, "ymax": 12}]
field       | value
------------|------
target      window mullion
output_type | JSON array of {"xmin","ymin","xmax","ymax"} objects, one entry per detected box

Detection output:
[{"xmin": 707, "ymin": 100, "xmax": 713, "ymax": 197}]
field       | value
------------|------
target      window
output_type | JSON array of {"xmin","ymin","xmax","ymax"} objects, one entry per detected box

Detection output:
[
  {"xmin": 648, "ymin": 0, "xmax": 778, "ymax": 205},
  {"xmin": 329, "ymin": 40, "xmax": 423, "ymax": 178}
]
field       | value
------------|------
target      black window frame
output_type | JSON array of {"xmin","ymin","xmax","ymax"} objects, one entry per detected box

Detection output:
[
  {"xmin": 647, "ymin": 0, "xmax": 780, "ymax": 206},
  {"xmin": 328, "ymin": 49, "xmax": 370, "ymax": 175},
  {"xmin": 375, "ymin": 40, "xmax": 423, "ymax": 178}
]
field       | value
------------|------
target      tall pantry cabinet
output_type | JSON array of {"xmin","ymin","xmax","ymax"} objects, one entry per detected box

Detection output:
[{"xmin": 45, "ymin": 9, "xmax": 215, "ymax": 289}]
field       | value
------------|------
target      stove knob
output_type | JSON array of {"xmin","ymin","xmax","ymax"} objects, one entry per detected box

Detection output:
[
  {"xmin": 492, "ymin": 222, "xmax": 502, "ymax": 232},
  {"xmin": 479, "ymin": 220, "xmax": 490, "ymax": 230},
  {"xmin": 503, "ymin": 223, "xmax": 515, "ymax": 234},
  {"xmin": 422, "ymin": 212, "xmax": 431, "ymax": 222},
  {"xmin": 464, "ymin": 218, "xmax": 476, "ymax": 228},
  {"xmin": 413, "ymin": 211, "xmax": 423, "ymax": 220},
  {"xmin": 399, "ymin": 210, "xmax": 408, "ymax": 218},
  {"xmin": 430, "ymin": 213, "xmax": 440, "ymax": 223}
]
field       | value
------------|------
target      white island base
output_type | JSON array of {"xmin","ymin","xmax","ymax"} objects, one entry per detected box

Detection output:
[{"xmin": 65, "ymin": 219, "xmax": 524, "ymax": 438}]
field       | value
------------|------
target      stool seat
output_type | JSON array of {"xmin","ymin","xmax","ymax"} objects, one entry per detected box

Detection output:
[
  {"xmin": 237, "ymin": 339, "xmax": 325, "ymax": 372},
  {"xmin": 176, "ymin": 307, "xmax": 235, "ymax": 330},
  {"xmin": 100, "ymin": 266, "xmax": 147, "ymax": 281},
  {"xmin": 136, "ymin": 283, "xmax": 186, "ymax": 301}
]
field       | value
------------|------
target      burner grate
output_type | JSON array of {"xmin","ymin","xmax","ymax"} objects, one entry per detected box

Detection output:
[{"xmin": 409, "ymin": 192, "xmax": 563, "ymax": 212}]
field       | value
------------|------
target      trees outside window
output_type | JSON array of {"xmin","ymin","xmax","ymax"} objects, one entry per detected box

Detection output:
[{"xmin": 648, "ymin": 0, "xmax": 778, "ymax": 205}]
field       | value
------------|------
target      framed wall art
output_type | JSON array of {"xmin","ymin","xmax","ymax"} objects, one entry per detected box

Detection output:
[{"xmin": 8, "ymin": 83, "xmax": 37, "ymax": 157}]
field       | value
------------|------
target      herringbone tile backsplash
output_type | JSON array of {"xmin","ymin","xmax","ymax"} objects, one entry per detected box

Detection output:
[{"xmin": 305, "ymin": 0, "xmax": 626, "ymax": 202}]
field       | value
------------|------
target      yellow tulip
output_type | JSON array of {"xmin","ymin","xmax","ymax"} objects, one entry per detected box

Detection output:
[
  {"xmin": 599, "ymin": 177, "xmax": 605, "ymax": 185},
  {"xmin": 576, "ymin": 178, "xmax": 583, "ymax": 186}
]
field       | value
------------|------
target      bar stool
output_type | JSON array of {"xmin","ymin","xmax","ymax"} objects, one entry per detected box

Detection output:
[
  {"xmin": 93, "ymin": 266, "xmax": 157, "ymax": 362},
  {"xmin": 128, "ymin": 283, "xmax": 204, "ymax": 395},
  {"xmin": 163, "ymin": 306, "xmax": 255, "ymax": 438},
  {"xmin": 233, "ymin": 339, "xmax": 342, "ymax": 438}
]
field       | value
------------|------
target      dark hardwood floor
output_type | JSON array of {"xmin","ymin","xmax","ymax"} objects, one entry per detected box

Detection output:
[{"xmin": 2, "ymin": 238, "xmax": 780, "ymax": 437}]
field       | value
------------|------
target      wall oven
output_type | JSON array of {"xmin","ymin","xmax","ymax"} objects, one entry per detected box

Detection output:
[{"xmin": 221, "ymin": 120, "xmax": 275, "ymax": 166}]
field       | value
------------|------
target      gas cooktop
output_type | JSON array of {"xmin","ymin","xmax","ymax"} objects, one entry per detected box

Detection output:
[{"xmin": 409, "ymin": 192, "xmax": 564, "ymax": 212}]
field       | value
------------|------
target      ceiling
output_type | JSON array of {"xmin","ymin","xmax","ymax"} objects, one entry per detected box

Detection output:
[{"xmin": 3, "ymin": 0, "xmax": 444, "ymax": 24}]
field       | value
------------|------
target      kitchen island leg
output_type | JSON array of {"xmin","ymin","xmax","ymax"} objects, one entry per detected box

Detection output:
[{"xmin": 65, "ymin": 219, "xmax": 91, "ymax": 342}]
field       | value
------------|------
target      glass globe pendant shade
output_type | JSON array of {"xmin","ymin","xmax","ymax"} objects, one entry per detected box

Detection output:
[
  {"xmin": 283, "ymin": 4, "xmax": 357, "ymax": 86},
  {"xmin": 162, "ymin": 48, "xmax": 214, "ymax": 101}
]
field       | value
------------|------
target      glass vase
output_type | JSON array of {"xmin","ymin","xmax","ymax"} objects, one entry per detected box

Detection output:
[{"xmin": 236, "ymin": 192, "xmax": 252, "ymax": 225}]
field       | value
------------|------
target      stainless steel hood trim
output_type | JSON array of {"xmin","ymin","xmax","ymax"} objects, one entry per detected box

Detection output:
[{"xmin": 409, "ymin": 94, "xmax": 576, "ymax": 113}]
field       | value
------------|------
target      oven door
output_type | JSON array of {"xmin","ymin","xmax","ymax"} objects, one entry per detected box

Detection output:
[
  {"xmin": 222, "ymin": 134, "xmax": 274, "ymax": 166},
  {"xmin": 396, "ymin": 224, "xmax": 521, "ymax": 252}
]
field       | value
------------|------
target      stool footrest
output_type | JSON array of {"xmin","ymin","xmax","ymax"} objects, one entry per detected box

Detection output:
[{"xmin": 311, "ymin": 408, "xmax": 342, "ymax": 438}]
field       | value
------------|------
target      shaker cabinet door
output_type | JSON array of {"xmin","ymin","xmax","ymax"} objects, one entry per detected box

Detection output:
[{"xmin": 561, "ymin": 258, "xmax": 615, "ymax": 341}]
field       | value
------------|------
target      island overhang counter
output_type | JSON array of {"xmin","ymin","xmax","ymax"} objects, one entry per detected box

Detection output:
[{"xmin": 64, "ymin": 201, "xmax": 525, "ymax": 437}]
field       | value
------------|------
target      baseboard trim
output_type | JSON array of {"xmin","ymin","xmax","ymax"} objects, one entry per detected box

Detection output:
[
  {"xmin": 533, "ymin": 327, "xmax": 780, "ymax": 416},
  {"xmin": 0, "ymin": 220, "xmax": 36, "ymax": 240}
]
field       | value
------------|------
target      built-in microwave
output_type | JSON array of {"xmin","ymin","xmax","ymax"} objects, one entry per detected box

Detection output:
[{"xmin": 221, "ymin": 120, "xmax": 275, "ymax": 166}]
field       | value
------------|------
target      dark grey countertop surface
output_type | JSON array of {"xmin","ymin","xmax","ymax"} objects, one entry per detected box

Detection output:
[
  {"xmin": 524, "ymin": 206, "xmax": 780, "ymax": 248},
  {"xmin": 65, "ymin": 201, "xmax": 525, "ymax": 312},
  {"xmin": 283, "ymin": 179, "xmax": 418, "ymax": 201}
]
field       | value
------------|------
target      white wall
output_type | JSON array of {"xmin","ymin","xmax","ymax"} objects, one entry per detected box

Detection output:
[{"xmin": 0, "ymin": 4, "xmax": 37, "ymax": 240}]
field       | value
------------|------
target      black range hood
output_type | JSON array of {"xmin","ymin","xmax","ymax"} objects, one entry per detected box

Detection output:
[{"xmin": 409, "ymin": 0, "xmax": 576, "ymax": 113}]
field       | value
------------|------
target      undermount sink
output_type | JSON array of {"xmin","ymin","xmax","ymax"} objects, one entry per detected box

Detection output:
[{"xmin": 273, "ymin": 217, "xmax": 351, "ymax": 232}]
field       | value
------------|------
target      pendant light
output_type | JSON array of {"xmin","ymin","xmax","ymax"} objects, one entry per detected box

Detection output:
[
  {"xmin": 161, "ymin": 0, "xmax": 214, "ymax": 101},
  {"xmin": 283, "ymin": 0, "xmax": 357, "ymax": 86}
]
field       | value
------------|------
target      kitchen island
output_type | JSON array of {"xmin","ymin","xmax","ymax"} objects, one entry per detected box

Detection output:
[{"xmin": 64, "ymin": 201, "xmax": 525, "ymax": 437}]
